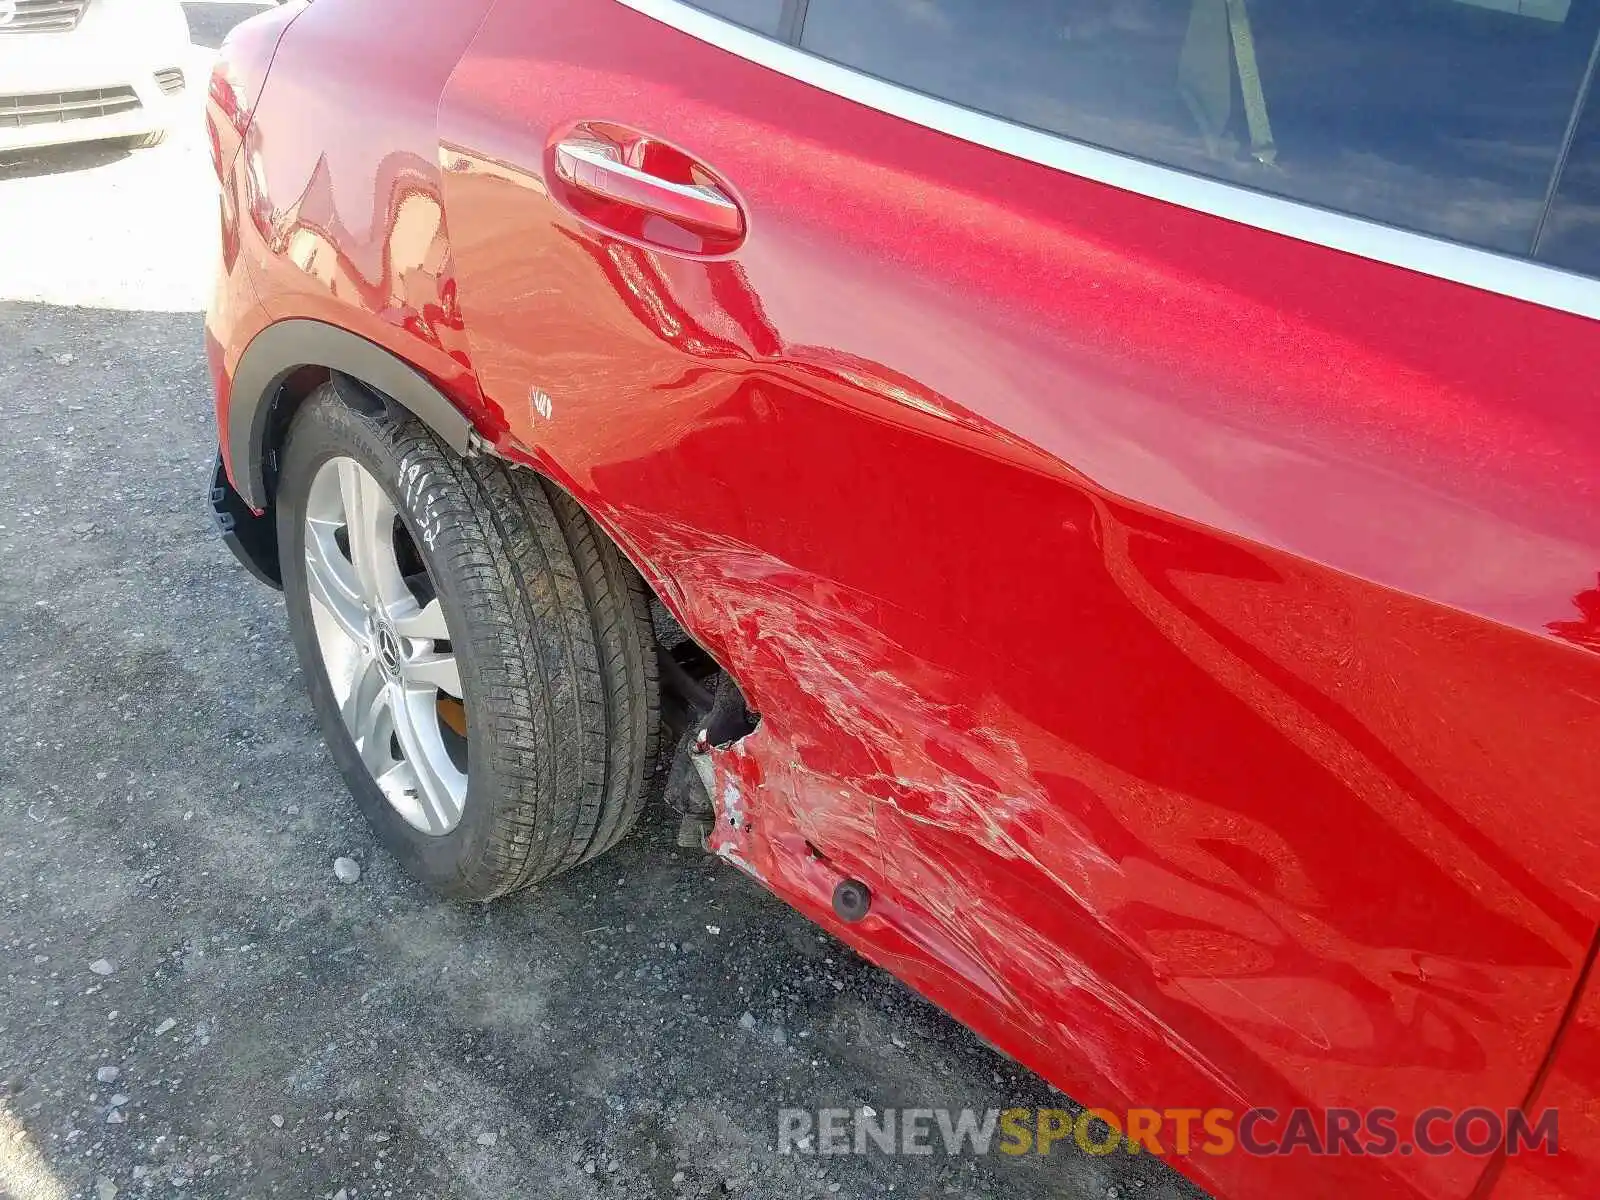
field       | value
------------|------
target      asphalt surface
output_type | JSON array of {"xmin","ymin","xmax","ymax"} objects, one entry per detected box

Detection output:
[{"xmin": 0, "ymin": 6, "xmax": 1205, "ymax": 1199}]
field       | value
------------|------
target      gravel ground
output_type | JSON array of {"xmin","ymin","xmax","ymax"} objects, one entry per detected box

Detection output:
[{"xmin": 0, "ymin": 6, "xmax": 1205, "ymax": 1200}]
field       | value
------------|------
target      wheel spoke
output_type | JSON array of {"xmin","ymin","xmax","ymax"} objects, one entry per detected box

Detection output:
[
  {"xmin": 391, "ymin": 597, "xmax": 450, "ymax": 641},
  {"xmin": 348, "ymin": 673, "xmax": 394, "ymax": 775},
  {"xmin": 338, "ymin": 459, "xmax": 408, "ymax": 610},
  {"xmin": 303, "ymin": 522, "xmax": 366, "ymax": 644},
  {"xmin": 392, "ymin": 686, "xmax": 467, "ymax": 834},
  {"xmin": 340, "ymin": 652, "xmax": 386, "ymax": 732},
  {"xmin": 372, "ymin": 760, "xmax": 428, "ymax": 825},
  {"xmin": 403, "ymin": 649, "xmax": 463, "ymax": 698}
]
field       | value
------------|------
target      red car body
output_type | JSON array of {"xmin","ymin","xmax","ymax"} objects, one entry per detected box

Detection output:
[{"xmin": 205, "ymin": 2, "xmax": 1600, "ymax": 1197}]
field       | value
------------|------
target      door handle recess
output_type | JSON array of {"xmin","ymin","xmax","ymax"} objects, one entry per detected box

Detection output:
[{"xmin": 552, "ymin": 139, "xmax": 744, "ymax": 237}]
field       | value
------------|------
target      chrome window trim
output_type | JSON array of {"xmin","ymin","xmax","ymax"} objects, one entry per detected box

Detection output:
[{"xmin": 616, "ymin": 0, "xmax": 1600, "ymax": 322}]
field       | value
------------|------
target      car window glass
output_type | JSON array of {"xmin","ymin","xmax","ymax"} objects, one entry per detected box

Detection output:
[
  {"xmin": 797, "ymin": 0, "xmax": 1600, "ymax": 255},
  {"xmin": 688, "ymin": 0, "xmax": 785, "ymax": 36},
  {"xmin": 1535, "ymin": 78, "xmax": 1600, "ymax": 276}
]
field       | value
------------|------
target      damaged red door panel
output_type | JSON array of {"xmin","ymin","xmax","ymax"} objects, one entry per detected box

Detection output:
[{"xmin": 433, "ymin": 3, "xmax": 1600, "ymax": 1199}]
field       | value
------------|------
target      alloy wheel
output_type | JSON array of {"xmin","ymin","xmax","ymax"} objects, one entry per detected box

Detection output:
[{"xmin": 302, "ymin": 455, "xmax": 468, "ymax": 835}]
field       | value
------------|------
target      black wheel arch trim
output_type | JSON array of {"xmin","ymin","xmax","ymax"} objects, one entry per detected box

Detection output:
[
  {"xmin": 210, "ymin": 450, "xmax": 283, "ymax": 590},
  {"xmin": 227, "ymin": 318, "xmax": 477, "ymax": 510}
]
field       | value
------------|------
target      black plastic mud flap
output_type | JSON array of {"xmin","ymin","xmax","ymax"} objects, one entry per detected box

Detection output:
[{"xmin": 209, "ymin": 450, "xmax": 282, "ymax": 589}]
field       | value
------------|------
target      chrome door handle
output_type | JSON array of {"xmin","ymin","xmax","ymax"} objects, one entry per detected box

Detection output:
[{"xmin": 552, "ymin": 139, "xmax": 744, "ymax": 237}]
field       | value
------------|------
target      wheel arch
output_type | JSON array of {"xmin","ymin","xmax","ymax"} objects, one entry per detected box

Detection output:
[
  {"xmin": 216, "ymin": 316, "xmax": 743, "ymax": 766},
  {"xmin": 217, "ymin": 317, "xmax": 705, "ymax": 682},
  {"xmin": 226, "ymin": 318, "xmax": 478, "ymax": 512}
]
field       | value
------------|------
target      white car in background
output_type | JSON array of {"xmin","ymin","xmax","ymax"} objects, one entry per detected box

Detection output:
[{"xmin": 0, "ymin": 0, "xmax": 191, "ymax": 154}]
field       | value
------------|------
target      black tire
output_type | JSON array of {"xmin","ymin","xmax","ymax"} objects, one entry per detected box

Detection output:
[
  {"xmin": 276, "ymin": 381, "xmax": 659, "ymax": 900},
  {"xmin": 123, "ymin": 131, "xmax": 167, "ymax": 150},
  {"xmin": 546, "ymin": 487, "xmax": 660, "ymax": 863}
]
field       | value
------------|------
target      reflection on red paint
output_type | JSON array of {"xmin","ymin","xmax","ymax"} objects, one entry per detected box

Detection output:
[{"xmin": 1550, "ymin": 577, "xmax": 1600, "ymax": 653}]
